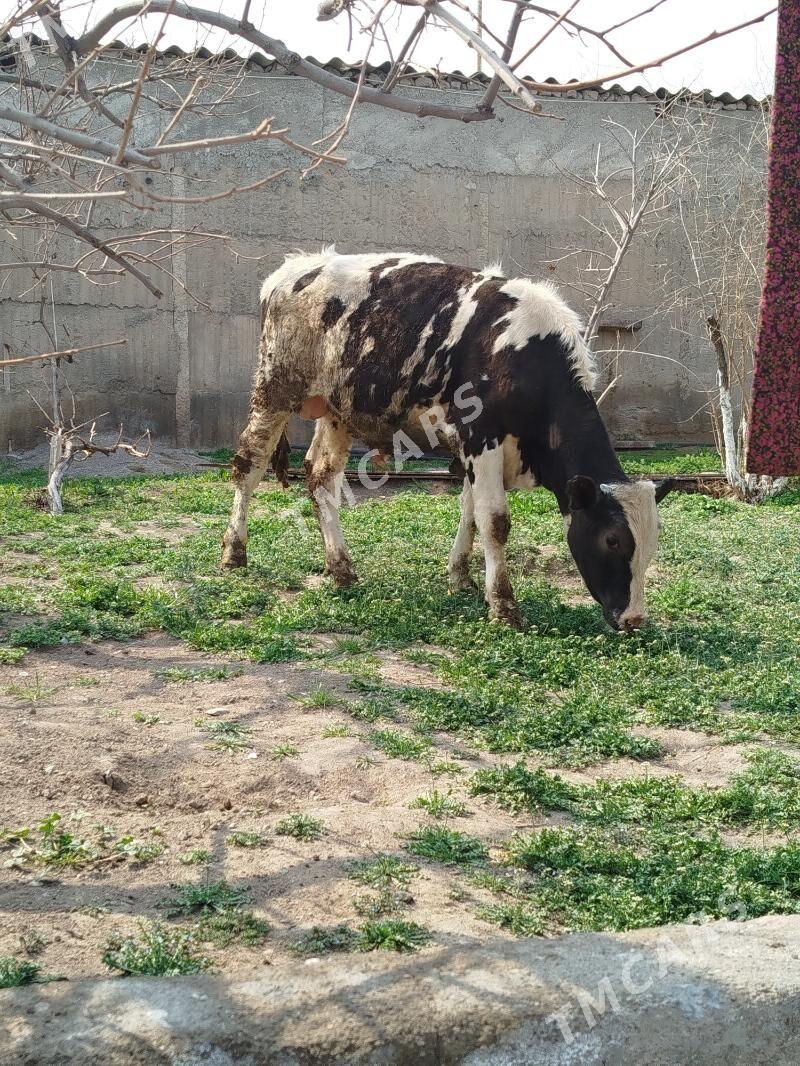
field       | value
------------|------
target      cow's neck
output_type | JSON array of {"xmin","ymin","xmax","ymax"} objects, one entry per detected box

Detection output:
[{"xmin": 534, "ymin": 386, "xmax": 628, "ymax": 512}]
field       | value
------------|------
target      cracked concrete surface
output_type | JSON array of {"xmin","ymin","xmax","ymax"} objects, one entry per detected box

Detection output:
[{"xmin": 3, "ymin": 915, "xmax": 799, "ymax": 1064}]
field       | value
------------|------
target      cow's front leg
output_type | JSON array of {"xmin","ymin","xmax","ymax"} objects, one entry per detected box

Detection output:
[
  {"xmin": 448, "ymin": 476, "xmax": 478, "ymax": 591},
  {"xmin": 471, "ymin": 446, "xmax": 521, "ymax": 628}
]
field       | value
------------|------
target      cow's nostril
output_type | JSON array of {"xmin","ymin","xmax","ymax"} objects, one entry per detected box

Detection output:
[{"xmin": 623, "ymin": 614, "xmax": 645, "ymax": 632}]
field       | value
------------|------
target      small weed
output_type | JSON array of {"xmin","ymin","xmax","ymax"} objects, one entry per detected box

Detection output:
[
  {"xmin": 19, "ymin": 930, "xmax": 47, "ymax": 956},
  {"xmin": 270, "ymin": 743, "xmax": 299, "ymax": 761},
  {"xmin": 197, "ymin": 718, "xmax": 252, "ymax": 752},
  {"xmin": 347, "ymin": 855, "xmax": 418, "ymax": 889},
  {"xmin": 114, "ymin": 836, "xmax": 164, "ymax": 862},
  {"xmin": 355, "ymin": 755, "xmax": 376, "ymax": 770},
  {"xmin": 427, "ymin": 759, "xmax": 464, "ymax": 776},
  {"xmin": 322, "ymin": 724, "xmax": 351, "ymax": 738},
  {"xmin": 370, "ymin": 728, "xmax": 431, "ymax": 761},
  {"xmin": 0, "ymin": 957, "xmax": 46, "ymax": 988},
  {"xmin": 405, "ymin": 826, "xmax": 488, "ymax": 866},
  {"xmin": 292, "ymin": 686, "xmax": 340, "ymax": 709},
  {"xmin": 103, "ymin": 924, "xmax": 208, "ymax": 976},
  {"xmin": 290, "ymin": 924, "xmax": 358, "ymax": 955},
  {"xmin": 227, "ymin": 831, "xmax": 268, "ymax": 848},
  {"xmin": 80, "ymin": 902, "xmax": 111, "ymax": 917},
  {"xmin": 75, "ymin": 677, "xmax": 101, "ymax": 688},
  {"xmin": 409, "ymin": 789, "xmax": 468, "ymax": 819},
  {"xmin": 352, "ymin": 890, "xmax": 402, "ymax": 918},
  {"xmin": 357, "ymin": 919, "xmax": 431, "ymax": 953},
  {"xmin": 4, "ymin": 673, "xmax": 54, "ymax": 704},
  {"xmin": 197, "ymin": 910, "xmax": 270, "ymax": 947},
  {"xmin": 346, "ymin": 694, "xmax": 397, "ymax": 723},
  {"xmin": 155, "ymin": 665, "xmax": 242, "ymax": 683},
  {"xmin": 179, "ymin": 849, "xmax": 212, "ymax": 866},
  {"xmin": 478, "ymin": 902, "xmax": 548, "ymax": 937},
  {"xmin": 161, "ymin": 877, "xmax": 252, "ymax": 917},
  {"xmin": 132, "ymin": 712, "xmax": 160, "ymax": 727},
  {"xmin": 275, "ymin": 814, "xmax": 326, "ymax": 841}
]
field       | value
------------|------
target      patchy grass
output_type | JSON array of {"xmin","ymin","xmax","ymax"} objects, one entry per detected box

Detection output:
[
  {"xmin": 196, "ymin": 718, "xmax": 253, "ymax": 753},
  {"xmin": 0, "ymin": 957, "xmax": 46, "ymax": 988},
  {"xmin": 1, "ymin": 459, "xmax": 799, "ymax": 945},
  {"xmin": 409, "ymin": 789, "xmax": 468, "ymax": 819},
  {"xmin": 470, "ymin": 749, "xmax": 800, "ymax": 832},
  {"xmin": 479, "ymin": 826, "xmax": 800, "ymax": 935},
  {"xmin": 275, "ymin": 814, "xmax": 326, "ymax": 841},
  {"xmin": 358, "ymin": 919, "xmax": 431, "ymax": 953},
  {"xmin": 405, "ymin": 826, "xmax": 488, "ymax": 866},
  {"xmin": 347, "ymin": 855, "xmax": 419, "ymax": 888},
  {"xmin": 269, "ymin": 743, "xmax": 299, "ymax": 761},
  {"xmin": 161, "ymin": 877, "xmax": 252, "ymax": 917},
  {"xmin": 179, "ymin": 848, "xmax": 212, "ymax": 866},
  {"xmin": 290, "ymin": 924, "xmax": 359, "ymax": 955},
  {"xmin": 0, "ymin": 814, "xmax": 162, "ymax": 869},
  {"xmin": 227, "ymin": 831, "xmax": 268, "ymax": 848},
  {"xmin": 154, "ymin": 665, "xmax": 242, "ymax": 683},
  {"xmin": 103, "ymin": 924, "xmax": 209, "ymax": 976},
  {"xmin": 197, "ymin": 910, "xmax": 270, "ymax": 947}
]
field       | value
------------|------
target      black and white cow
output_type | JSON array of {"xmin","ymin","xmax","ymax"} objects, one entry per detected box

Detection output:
[{"xmin": 222, "ymin": 249, "xmax": 673, "ymax": 631}]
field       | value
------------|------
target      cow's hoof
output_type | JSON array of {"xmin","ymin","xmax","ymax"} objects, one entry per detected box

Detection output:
[
  {"xmin": 448, "ymin": 566, "xmax": 478, "ymax": 592},
  {"xmin": 221, "ymin": 536, "xmax": 247, "ymax": 570},
  {"xmin": 328, "ymin": 554, "xmax": 358, "ymax": 588},
  {"xmin": 489, "ymin": 601, "xmax": 523, "ymax": 629}
]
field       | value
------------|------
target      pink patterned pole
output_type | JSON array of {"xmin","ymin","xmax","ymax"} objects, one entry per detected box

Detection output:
[{"xmin": 747, "ymin": 0, "xmax": 800, "ymax": 475}]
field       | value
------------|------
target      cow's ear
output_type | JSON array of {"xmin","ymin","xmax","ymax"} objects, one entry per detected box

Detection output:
[
  {"xmin": 654, "ymin": 478, "xmax": 676, "ymax": 504},
  {"xmin": 566, "ymin": 475, "xmax": 598, "ymax": 511}
]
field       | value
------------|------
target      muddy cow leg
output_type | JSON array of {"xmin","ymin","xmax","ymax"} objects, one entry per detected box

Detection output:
[
  {"xmin": 305, "ymin": 416, "xmax": 357, "ymax": 587},
  {"xmin": 447, "ymin": 475, "xmax": 478, "ymax": 591},
  {"xmin": 471, "ymin": 445, "xmax": 521, "ymax": 627},
  {"xmin": 221, "ymin": 401, "xmax": 290, "ymax": 569}
]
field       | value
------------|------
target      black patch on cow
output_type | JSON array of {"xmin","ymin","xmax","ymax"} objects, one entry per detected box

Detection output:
[
  {"xmin": 293, "ymin": 267, "xmax": 323, "ymax": 294},
  {"xmin": 340, "ymin": 262, "xmax": 475, "ymax": 416},
  {"xmin": 491, "ymin": 512, "xmax": 511, "ymax": 545},
  {"xmin": 565, "ymin": 487, "xmax": 635, "ymax": 627},
  {"xmin": 232, "ymin": 454, "xmax": 252, "ymax": 476},
  {"xmin": 449, "ymin": 456, "xmax": 466, "ymax": 480},
  {"xmin": 466, "ymin": 461, "xmax": 475, "ymax": 485},
  {"xmin": 322, "ymin": 296, "xmax": 346, "ymax": 329}
]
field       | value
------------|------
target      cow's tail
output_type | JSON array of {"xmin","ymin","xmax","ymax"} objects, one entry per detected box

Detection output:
[{"xmin": 271, "ymin": 431, "xmax": 291, "ymax": 489}]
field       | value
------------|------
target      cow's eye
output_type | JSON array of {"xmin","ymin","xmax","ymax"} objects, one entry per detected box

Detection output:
[{"xmin": 606, "ymin": 534, "xmax": 620, "ymax": 550}]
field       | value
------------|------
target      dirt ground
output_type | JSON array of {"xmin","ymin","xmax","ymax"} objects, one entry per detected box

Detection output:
[{"xmin": 0, "ymin": 631, "xmax": 755, "ymax": 981}]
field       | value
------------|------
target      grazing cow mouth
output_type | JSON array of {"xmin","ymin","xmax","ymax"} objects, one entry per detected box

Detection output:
[{"xmin": 606, "ymin": 608, "xmax": 646, "ymax": 633}]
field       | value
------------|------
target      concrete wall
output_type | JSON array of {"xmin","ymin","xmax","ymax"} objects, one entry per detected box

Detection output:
[{"xmin": 0, "ymin": 62, "xmax": 764, "ymax": 453}]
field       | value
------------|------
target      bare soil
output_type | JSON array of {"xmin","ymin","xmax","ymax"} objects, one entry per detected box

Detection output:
[{"xmin": 0, "ymin": 631, "xmax": 759, "ymax": 981}]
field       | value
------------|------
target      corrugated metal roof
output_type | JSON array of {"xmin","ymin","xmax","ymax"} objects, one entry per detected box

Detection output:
[{"xmin": 1, "ymin": 33, "xmax": 766, "ymax": 110}]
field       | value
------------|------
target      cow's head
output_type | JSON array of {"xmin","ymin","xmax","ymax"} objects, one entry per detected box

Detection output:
[{"xmin": 564, "ymin": 476, "xmax": 674, "ymax": 631}]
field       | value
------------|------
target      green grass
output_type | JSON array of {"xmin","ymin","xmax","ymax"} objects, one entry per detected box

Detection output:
[
  {"xmin": 369, "ymin": 728, "xmax": 431, "ymax": 761},
  {"xmin": 289, "ymin": 920, "xmax": 430, "ymax": 954},
  {"xmin": 1, "ymin": 458, "xmax": 799, "ymax": 938},
  {"xmin": 161, "ymin": 877, "xmax": 252, "ymax": 917},
  {"xmin": 478, "ymin": 826, "xmax": 800, "ymax": 935},
  {"xmin": 0, "ymin": 813, "xmax": 162, "ymax": 869},
  {"xmin": 269, "ymin": 743, "xmax": 299, "ymax": 761},
  {"xmin": 470, "ymin": 750, "xmax": 800, "ymax": 831},
  {"xmin": 347, "ymin": 855, "xmax": 419, "ymax": 888},
  {"xmin": 179, "ymin": 848, "xmax": 212, "ymax": 866},
  {"xmin": 0, "ymin": 956, "xmax": 45, "ymax": 988},
  {"xmin": 103, "ymin": 924, "xmax": 208, "ymax": 976},
  {"xmin": 227, "ymin": 830, "xmax": 268, "ymax": 848},
  {"xmin": 409, "ymin": 789, "xmax": 468, "ymax": 819},
  {"xmin": 196, "ymin": 910, "xmax": 270, "ymax": 947},
  {"xmin": 275, "ymin": 814, "xmax": 326, "ymax": 841},
  {"xmin": 196, "ymin": 718, "xmax": 252, "ymax": 752},
  {"xmin": 357, "ymin": 919, "xmax": 431, "ymax": 952},
  {"xmin": 405, "ymin": 826, "xmax": 488, "ymax": 866},
  {"xmin": 154, "ymin": 665, "xmax": 243, "ymax": 683}
]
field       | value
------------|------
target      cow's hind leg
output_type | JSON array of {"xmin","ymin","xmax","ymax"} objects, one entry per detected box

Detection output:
[
  {"xmin": 471, "ymin": 446, "xmax": 521, "ymax": 627},
  {"xmin": 222, "ymin": 397, "xmax": 290, "ymax": 569},
  {"xmin": 448, "ymin": 476, "xmax": 478, "ymax": 591},
  {"xmin": 305, "ymin": 417, "xmax": 357, "ymax": 587}
]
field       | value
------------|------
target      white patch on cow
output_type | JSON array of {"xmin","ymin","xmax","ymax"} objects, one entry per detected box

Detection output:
[
  {"xmin": 602, "ymin": 481, "xmax": 661, "ymax": 626},
  {"xmin": 502, "ymin": 435, "xmax": 538, "ymax": 490},
  {"xmin": 481, "ymin": 261, "xmax": 505, "ymax": 278},
  {"xmin": 492, "ymin": 278, "xmax": 596, "ymax": 391},
  {"xmin": 440, "ymin": 278, "xmax": 485, "ymax": 352}
]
